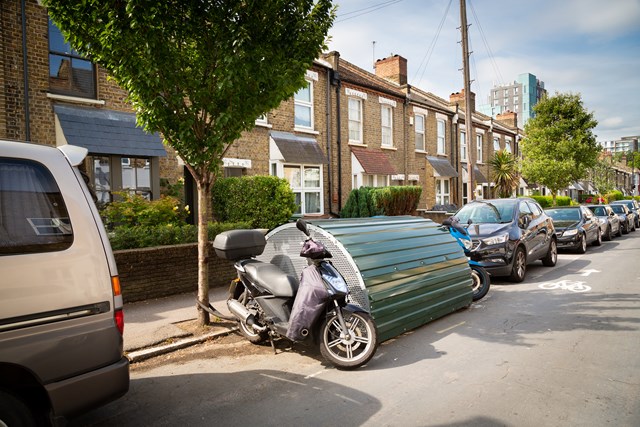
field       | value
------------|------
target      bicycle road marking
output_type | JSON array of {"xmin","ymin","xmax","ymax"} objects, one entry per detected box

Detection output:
[{"xmin": 538, "ymin": 279, "xmax": 592, "ymax": 293}]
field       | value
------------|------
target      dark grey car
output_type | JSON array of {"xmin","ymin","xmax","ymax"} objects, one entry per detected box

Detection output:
[
  {"xmin": 611, "ymin": 200, "xmax": 640, "ymax": 228},
  {"xmin": 545, "ymin": 205, "xmax": 602, "ymax": 253},
  {"xmin": 610, "ymin": 204, "xmax": 636, "ymax": 234},
  {"xmin": 453, "ymin": 197, "xmax": 557, "ymax": 283}
]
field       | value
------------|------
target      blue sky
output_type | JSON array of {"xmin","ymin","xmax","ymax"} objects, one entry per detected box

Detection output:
[{"xmin": 326, "ymin": 0, "xmax": 640, "ymax": 142}]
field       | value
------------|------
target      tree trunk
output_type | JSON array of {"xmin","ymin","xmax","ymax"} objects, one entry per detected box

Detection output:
[
  {"xmin": 551, "ymin": 191, "xmax": 557, "ymax": 207},
  {"xmin": 196, "ymin": 175, "xmax": 211, "ymax": 326}
]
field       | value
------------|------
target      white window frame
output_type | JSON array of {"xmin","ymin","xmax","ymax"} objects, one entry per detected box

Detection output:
[
  {"xmin": 436, "ymin": 178, "xmax": 450, "ymax": 205},
  {"xmin": 476, "ymin": 133, "xmax": 483, "ymax": 163},
  {"xmin": 362, "ymin": 174, "xmax": 389, "ymax": 188},
  {"xmin": 294, "ymin": 79, "xmax": 313, "ymax": 131},
  {"xmin": 460, "ymin": 130, "xmax": 467, "ymax": 162},
  {"xmin": 348, "ymin": 98, "xmax": 363, "ymax": 144},
  {"xmin": 381, "ymin": 105, "xmax": 393, "ymax": 147},
  {"xmin": 437, "ymin": 118, "xmax": 446, "ymax": 155},
  {"xmin": 493, "ymin": 136, "xmax": 500, "ymax": 151},
  {"xmin": 415, "ymin": 114, "xmax": 425, "ymax": 152},
  {"xmin": 505, "ymin": 137, "xmax": 512, "ymax": 153},
  {"xmin": 281, "ymin": 163, "xmax": 324, "ymax": 216}
]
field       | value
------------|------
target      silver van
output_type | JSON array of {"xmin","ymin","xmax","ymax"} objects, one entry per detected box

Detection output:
[{"xmin": 0, "ymin": 140, "xmax": 129, "ymax": 425}]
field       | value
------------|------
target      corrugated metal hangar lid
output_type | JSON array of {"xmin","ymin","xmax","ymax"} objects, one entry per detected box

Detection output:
[{"xmin": 257, "ymin": 216, "xmax": 473, "ymax": 342}]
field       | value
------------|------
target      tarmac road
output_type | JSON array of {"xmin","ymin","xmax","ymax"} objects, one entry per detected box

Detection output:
[{"xmin": 73, "ymin": 233, "xmax": 640, "ymax": 426}]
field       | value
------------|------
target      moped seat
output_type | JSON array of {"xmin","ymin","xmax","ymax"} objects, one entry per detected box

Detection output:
[{"xmin": 243, "ymin": 261, "xmax": 299, "ymax": 297}]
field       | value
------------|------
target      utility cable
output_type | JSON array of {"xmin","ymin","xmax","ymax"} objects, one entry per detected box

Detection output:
[
  {"xmin": 414, "ymin": 0, "xmax": 453, "ymax": 87},
  {"xmin": 468, "ymin": 0, "xmax": 504, "ymax": 86},
  {"xmin": 335, "ymin": 0, "xmax": 404, "ymax": 23}
]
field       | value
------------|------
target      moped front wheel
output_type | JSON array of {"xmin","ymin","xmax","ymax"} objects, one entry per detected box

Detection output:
[
  {"xmin": 319, "ymin": 310, "xmax": 378, "ymax": 370},
  {"xmin": 469, "ymin": 264, "xmax": 490, "ymax": 301}
]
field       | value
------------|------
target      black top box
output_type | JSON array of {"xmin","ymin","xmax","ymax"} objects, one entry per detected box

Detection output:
[{"xmin": 213, "ymin": 229, "xmax": 267, "ymax": 260}]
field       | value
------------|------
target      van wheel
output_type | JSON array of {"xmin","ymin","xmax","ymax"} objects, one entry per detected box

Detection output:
[{"xmin": 0, "ymin": 389, "xmax": 36, "ymax": 427}]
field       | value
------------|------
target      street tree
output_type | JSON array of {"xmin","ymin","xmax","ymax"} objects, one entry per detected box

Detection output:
[
  {"xmin": 489, "ymin": 150, "xmax": 519, "ymax": 198},
  {"xmin": 520, "ymin": 92, "xmax": 600, "ymax": 206},
  {"xmin": 44, "ymin": 0, "xmax": 335, "ymax": 325}
]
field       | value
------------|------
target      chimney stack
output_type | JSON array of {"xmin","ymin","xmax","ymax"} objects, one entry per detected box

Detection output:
[
  {"xmin": 449, "ymin": 89, "xmax": 476, "ymax": 113},
  {"xmin": 496, "ymin": 110, "xmax": 518, "ymax": 128},
  {"xmin": 375, "ymin": 54, "xmax": 407, "ymax": 85}
]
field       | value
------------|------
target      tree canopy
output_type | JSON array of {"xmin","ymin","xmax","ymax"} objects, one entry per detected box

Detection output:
[
  {"xmin": 520, "ymin": 92, "xmax": 600, "ymax": 204},
  {"xmin": 43, "ymin": 0, "xmax": 335, "ymax": 325}
]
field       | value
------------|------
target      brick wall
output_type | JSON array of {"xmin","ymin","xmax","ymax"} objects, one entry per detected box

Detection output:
[{"xmin": 114, "ymin": 244, "xmax": 236, "ymax": 303}]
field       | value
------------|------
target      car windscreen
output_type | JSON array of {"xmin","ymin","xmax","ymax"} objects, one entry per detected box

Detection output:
[
  {"xmin": 610, "ymin": 205, "xmax": 625, "ymax": 214},
  {"xmin": 589, "ymin": 206, "xmax": 606, "ymax": 216},
  {"xmin": 455, "ymin": 199, "xmax": 516, "ymax": 224},
  {"xmin": 546, "ymin": 208, "xmax": 580, "ymax": 221}
]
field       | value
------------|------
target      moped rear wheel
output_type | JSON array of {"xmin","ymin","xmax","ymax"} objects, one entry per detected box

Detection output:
[
  {"xmin": 237, "ymin": 291, "xmax": 268, "ymax": 344},
  {"xmin": 470, "ymin": 265, "xmax": 490, "ymax": 301},
  {"xmin": 319, "ymin": 310, "xmax": 378, "ymax": 370}
]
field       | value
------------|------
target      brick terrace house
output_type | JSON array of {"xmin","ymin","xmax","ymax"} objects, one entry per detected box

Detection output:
[{"xmin": 0, "ymin": 0, "xmax": 180, "ymax": 205}]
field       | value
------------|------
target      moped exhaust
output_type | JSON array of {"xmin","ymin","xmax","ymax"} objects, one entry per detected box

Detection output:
[{"xmin": 227, "ymin": 299, "xmax": 267, "ymax": 332}]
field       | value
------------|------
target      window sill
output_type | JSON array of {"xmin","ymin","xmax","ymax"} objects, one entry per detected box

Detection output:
[
  {"xmin": 294, "ymin": 127, "xmax": 319, "ymax": 135},
  {"xmin": 381, "ymin": 146, "xmax": 397, "ymax": 151},
  {"xmin": 348, "ymin": 142, "xmax": 367, "ymax": 147},
  {"xmin": 47, "ymin": 93, "xmax": 105, "ymax": 105},
  {"xmin": 255, "ymin": 122, "xmax": 272, "ymax": 128},
  {"xmin": 415, "ymin": 149, "xmax": 427, "ymax": 154}
]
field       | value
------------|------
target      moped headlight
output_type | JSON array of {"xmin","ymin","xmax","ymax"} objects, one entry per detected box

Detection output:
[
  {"xmin": 481, "ymin": 234, "xmax": 508, "ymax": 245},
  {"xmin": 563, "ymin": 229, "xmax": 578, "ymax": 237}
]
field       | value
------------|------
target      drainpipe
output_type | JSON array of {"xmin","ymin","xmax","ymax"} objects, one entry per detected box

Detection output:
[
  {"xmin": 325, "ymin": 67, "xmax": 338, "ymax": 217},
  {"xmin": 452, "ymin": 104, "xmax": 460, "ymax": 206},
  {"xmin": 331, "ymin": 57, "xmax": 343, "ymax": 213},
  {"xmin": 21, "ymin": 0, "xmax": 31, "ymax": 141}
]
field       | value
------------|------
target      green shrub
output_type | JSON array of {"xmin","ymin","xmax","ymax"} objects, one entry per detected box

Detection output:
[
  {"xmin": 529, "ymin": 195, "xmax": 572, "ymax": 207},
  {"xmin": 109, "ymin": 221, "xmax": 251, "ymax": 250},
  {"xmin": 340, "ymin": 186, "xmax": 421, "ymax": 218},
  {"xmin": 605, "ymin": 190, "xmax": 624, "ymax": 202},
  {"xmin": 212, "ymin": 176, "xmax": 297, "ymax": 230},
  {"xmin": 102, "ymin": 192, "xmax": 189, "ymax": 229}
]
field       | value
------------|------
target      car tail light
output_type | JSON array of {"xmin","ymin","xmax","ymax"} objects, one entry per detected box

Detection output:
[{"xmin": 112, "ymin": 276, "xmax": 125, "ymax": 335}]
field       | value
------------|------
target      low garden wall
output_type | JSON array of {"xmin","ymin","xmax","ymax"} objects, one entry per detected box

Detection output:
[{"xmin": 114, "ymin": 243, "xmax": 236, "ymax": 303}]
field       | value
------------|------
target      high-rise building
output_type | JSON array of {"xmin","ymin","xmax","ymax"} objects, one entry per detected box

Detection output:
[
  {"xmin": 478, "ymin": 73, "xmax": 547, "ymax": 128},
  {"xmin": 599, "ymin": 136, "xmax": 639, "ymax": 154}
]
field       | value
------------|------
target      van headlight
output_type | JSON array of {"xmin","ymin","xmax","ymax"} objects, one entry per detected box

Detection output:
[
  {"xmin": 481, "ymin": 234, "xmax": 508, "ymax": 245},
  {"xmin": 562, "ymin": 229, "xmax": 578, "ymax": 237}
]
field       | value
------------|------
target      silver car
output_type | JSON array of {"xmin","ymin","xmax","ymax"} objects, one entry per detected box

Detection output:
[
  {"xmin": 610, "ymin": 203, "xmax": 636, "ymax": 234},
  {"xmin": 586, "ymin": 204, "xmax": 622, "ymax": 240}
]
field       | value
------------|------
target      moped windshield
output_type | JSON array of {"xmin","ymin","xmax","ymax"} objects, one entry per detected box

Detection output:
[{"xmin": 318, "ymin": 262, "xmax": 348, "ymax": 296}]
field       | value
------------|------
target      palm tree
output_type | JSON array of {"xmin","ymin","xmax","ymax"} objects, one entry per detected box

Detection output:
[{"xmin": 490, "ymin": 150, "xmax": 520, "ymax": 198}]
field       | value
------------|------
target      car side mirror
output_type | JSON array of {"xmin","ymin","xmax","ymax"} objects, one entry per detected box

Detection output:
[{"xmin": 520, "ymin": 215, "xmax": 530, "ymax": 229}]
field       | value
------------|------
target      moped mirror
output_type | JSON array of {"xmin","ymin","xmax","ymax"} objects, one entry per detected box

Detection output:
[{"xmin": 296, "ymin": 219, "xmax": 310, "ymax": 236}]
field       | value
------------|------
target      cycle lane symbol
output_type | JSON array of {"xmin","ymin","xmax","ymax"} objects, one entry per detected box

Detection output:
[{"xmin": 538, "ymin": 279, "xmax": 591, "ymax": 293}]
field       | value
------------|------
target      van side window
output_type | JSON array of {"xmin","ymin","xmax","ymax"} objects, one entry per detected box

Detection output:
[{"xmin": 0, "ymin": 158, "xmax": 73, "ymax": 255}]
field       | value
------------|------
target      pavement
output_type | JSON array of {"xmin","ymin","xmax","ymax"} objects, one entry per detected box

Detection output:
[{"xmin": 123, "ymin": 286, "xmax": 237, "ymax": 363}]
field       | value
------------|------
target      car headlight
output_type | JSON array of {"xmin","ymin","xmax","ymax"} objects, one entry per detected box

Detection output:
[
  {"xmin": 598, "ymin": 218, "xmax": 607, "ymax": 224},
  {"xmin": 563, "ymin": 229, "xmax": 578, "ymax": 237},
  {"xmin": 481, "ymin": 234, "xmax": 508, "ymax": 245}
]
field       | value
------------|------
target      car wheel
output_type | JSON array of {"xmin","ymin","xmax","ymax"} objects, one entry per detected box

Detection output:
[
  {"xmin": 617, "ymin": 223, "xmax": 623, "ymax": 237},
  {"xmin": 604, "ymin": 225, "xmax": 612, "ymax": 241},
  {"xmin": 509, "ymin": 246, "xmax": 527, "ymax": 283},
  {"xmin": 542, "ymin": 239, "xmax": 557, "ymax": 266},
  {"xmin": 593, "ymin": 228, "xmax": 602, "ymax": 246},
  {"xmin": 577, "ymin": 233, "xmax": 587, "ymax": 254}
]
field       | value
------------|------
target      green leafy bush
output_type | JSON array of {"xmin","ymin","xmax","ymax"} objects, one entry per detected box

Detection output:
[
  {"xmin": 212, "ymin": 176, "xmax": 297, "ymax": 230},
  {"xmin": 604, "ymin": 190, "xmax": 624, "ymax": 202},
  {"xmin": 529, "ymin": 195, "xmax": 573, "ymax": 207},
  {"xmin": 340, "ymin": 186, "xmax": 421, "ymax": 218},
  {"xmin": 109, "ymin": 221, "xmax": 251, "ymax": 250},
  {"xmin": 102, "ymin": 192, "xmax": 189, "ymax": 229}
]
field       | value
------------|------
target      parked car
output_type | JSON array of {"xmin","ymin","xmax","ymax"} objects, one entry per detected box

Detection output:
[
  {"xmin": 452, "ymin": 197, "xmax": 557, "ymax": 282},
  {"xmin": 544, "ymin": 206, "xmax": 602, "ymax": 253},
  {"xmin": 586, "ymin": 204, "xmax": 622, "ymax": 240},
  {"xmin": 611, "ymin": 200, "xmax": 640, "ymax": 228},
  {"xmin": 0, "ymin": 140, "xmax": 129, "ymax": 425},
  {"xmin": 610, "ymin": 203, "xmax": 636, "ymax": 233}
]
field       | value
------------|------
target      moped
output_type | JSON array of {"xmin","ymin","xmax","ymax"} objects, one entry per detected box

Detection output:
[
  {"xmin": 442, "ymin": 216, "xmax": 491, "ymax": 301},
  {"xmin": 204, "ymin": 219, "xmax": 378, "ymax": 370}
]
